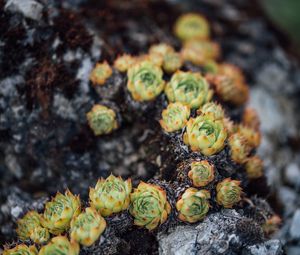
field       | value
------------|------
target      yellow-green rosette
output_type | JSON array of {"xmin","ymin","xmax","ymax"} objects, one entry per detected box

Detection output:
[
  {"xmin": 129, "ymin": 182, "xmax": 171, "ymax": 230},
  {"xmin": 3, "ymin": 244, "xmax": 38, "ymax": 255},
  {"xmin": 86, "ymin": 104, "xmax": 118, "ymax": 136},
  {"xmin": 70, "ymin": 207, "xmax": 106, "ymax": 246},
  {"xmin": 245, "ymin": 156, "xmax": 263, "ymax": 179},
  {"xmin": 89, "ymin": 61, "xmax": 112, "ymax": 86},
  {"xmin": 41, "ymin": 190, "xmax": 81, "ymax": 235},
  {"xmin": 149, "ymin": 43, "xmax": 175, "ymax": 56},
  {"xmin": 162, "ymin": 52, "xmax": 182, "ymax": 74},
  {"xmin": 165, "ymin": 71, "xmax": 213, "ymax": 109},
  {"xmin": 38, "ymin": 236, "xmax": 79, "ymax": 255},
  {"xmin": 181, "ymin": 40, "xmax": 220, "ymax": 66},
  {"xmin": 127, "ymin": 60, "xmax": 165, "ymax": 101},
  {"xmin": 176, "ymin": 188, "xmax": 210, "ymax": 223},
  {"xmin": 216, "ymin": 178, "xmax": 242, "ymax": 208},
  {"xmin": 188, "ymin": 160, "xmax": 214, "ymax": 187},
  {"xmin": 114, "ymin": 54, "xmax": 136, "ymax": 72},
  {"xmin": 159, "ymin": 102, "xmax": 190, "ymax": 132},
  {"xmin": 183, "ymin": 114, "xmax": 227, "ymax": 156},
  {"xmin": 237, "ymin": 124, "xmax": 261, "ymax": 149},
  {"xmin": 197, "ymin": 102, "xmax": 225, "ymax": 120},
  {"xmin": 89, "ymin": 174, "xmax": 132, "ymax": 217},
  {"xmin": 228, "ymin": 133, "xmax": 251, "ymax": 164},
  {"xmin": 174, "ymin": 13, "xmax": 210, "ymax": 41},
  {"xmin": 16, "ymin": 211, "xmax": 50, "ymax": 244}
]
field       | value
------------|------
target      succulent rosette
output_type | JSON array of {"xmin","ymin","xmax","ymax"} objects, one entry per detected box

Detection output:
[
  {"xmin": 174, "ymin": 13, "xmax": 210, "ymax": 41},
  {"xmin": 89, "ymin": 174, "xmax": 132, "ymax": 217},
  {"xmin": 149, "ymin": 43, "xmax": 175, "ymax": 56},
  {"xmin": 38, "ymin": 236, "xmax": 79, "ymax": 255},
  {"xmin": 181, "ymin": 39, "xmax": 220, "ymax": 66},
  {"xmin": 129, "ymin": 182, "xmax": 171, "ymax": 230},
  {"xmin": 89, "ymin": 61, "xmax": 112, "ymax": 86},
  {"xmin": 162, "ymin": 52, "xmax": 182, "ymax": 74},
  {"xmin": 237, "ymin": 124, "xmax": 261, "ymax": 148},
  {"xmin": 188, "ymin": 160, "xmax": 215, "ymax": 187},
  {"xmin": 159, "ymin": 102, "xmax": 190, "ymax": 132},
  {"xmin": 183, "ymin": 114, "xmax": 227, "ymax": 156},
  {"xmin": 216, "ymin": 178, "xmax": 242, "ymax": 208},
  {"xmin": 245, "ymin": 156, "xmax": 264, "ymax": 179},
  {"xmin": 228, "ymin": 133, "xmax": 252, "ymax": 164},
  {"xmin": 197, "ymin": 102, "xmax": 225, "ymax": 120},
  {"xmin": 86, "ymin": 104, "xmax": 118, "ymax": 136},
  {"xmin": 165, "ymin": 71, "xmax": 213, "ymax": 109},
  {"xmin": 41, "ymin": 190, "xmax": 81, "ymax": 235},
  {"xmin": 242, "ymin": 107, "xmax": 260, "ymax": 131},
  {"xmin": 70, "ymin": 207, "xmax": 106, "ymax": 246},
  {"xmin": 16, "ymin": 211, "xmax": 50, "ymax": 244},
  {"xmin": 3, "ymin": 244, "xmax": 38, "ymax": 255},
  {"xmin": 127, "ymin": 60, "xmax": 165, "ymax": 101},
  {"xmin": 176, "ymin": 188, "xmax": 210, "ymax": 223},
  {"xmin": 114, "ymin": 54, "xmax": 136, "ymax": 72},
  {"xmin": 208, "ymin": 64, "xmax": 249, "ymax": 106}
]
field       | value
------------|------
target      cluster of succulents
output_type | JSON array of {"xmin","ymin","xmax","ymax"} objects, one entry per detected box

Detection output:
[{"xmin": 3, "ymin": 12, "xmax": 280, "ymax": 254}]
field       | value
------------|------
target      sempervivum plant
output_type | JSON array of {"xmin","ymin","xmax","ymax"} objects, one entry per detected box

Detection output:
[
  {"xmin": 3, "ymin": 244, "xmax": 38, "ymax": 255},
  {"xmin": 129, "ymin": 182, "xmax": 171, "ymax": 230},
  {"xmin": 89, "ymin": 174, "xmax": 132, "ymax": 217},
  {"xmin": 70, "ymin": 207, "xmax": 106, "ymax": 246},
  {"xmin": 16, "ymin": 211, "xmax": 49, "ymax": 244},
  {"xmin": 159, "ymin": 102, "xmax": 190, "ymax": 132},
  {"xmin": 216, "ymin": 178, "xmax": 242, "ymax": 208},
  {"xmin": 127, "ymin": 60, "xmax": 165, "ymax": 101},
  {"xmin": 176, "ymin": 188, "xmax": 210, "ymax": 223},
  {"xmin": 174, "ymin": 13, "xmax": 210, "ymax": 41},
  {"xmin": 188, "ymin": 160, "xmax": 215, "ymax": 187},
  {"xmin": 228, "ymin": 133, "xmax": 252, "ymax": 164},
  {"xmin": 113, "ymin": 54, "xmax": 136, "ymax": 72},
  {"xmin": 89, "ymin": 61, "xmax": 113, "ymax": 86},
  {"xmin": 38, "ymin": 236, "xmax": 79, "ymax": 255},
  {"xmin": 86, "ymin": 104, "xmax": 118, "ymax": 136},
  {"xmin": 165, "ymin": 71, "xmax": 213, "ymax": 109},
  {"xmin": 245, "ymin": 156, "xmax": 264, "ymax": 179},
  {"xmin": 183, "ymin": 114, "xmax": 227, "ymax": 155},
  {"xmin": 41, "ymin": 190, "xmax": 81, "ymax": 235},
  {"xmin": 197, "ymin": 102, "xmax": 225, "ymax": 120},
  {"xmin": 181, "ymin": 39, "xmax": 220, "ymax": 66}
]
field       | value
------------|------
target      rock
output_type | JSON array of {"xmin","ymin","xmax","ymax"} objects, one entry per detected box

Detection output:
[
  {"xmin": 5, "ymin": 0, "xmax": 43, "ymax": 21},
  {"xmin": 158, "ymin": 210, "xmax": 281, "ymax": 255},
  {"xmin": 277, "ymin": 186, "xmax": 297, "ymax": 217},
  {"xmin": 242, "ymin": 240, "xmax": 282, "ymax": 255},
  {"xmin": 289, "ymin": 209, "xmax": 300, "ymax": 240},
  {"xmin": 285, "ymin": 163, "xmax": 300, "ymax": 188},
  {"xmin": 286, "ymin": 246, "xmax": 300, "ymax": 255}
]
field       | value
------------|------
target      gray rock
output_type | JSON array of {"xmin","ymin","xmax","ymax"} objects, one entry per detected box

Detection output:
[
  {"xmin": 242, "ymin": 240, "xmax": 282, "ymax": 255},
  {"xmin": 289, "ymin": 209, "xmax": 300, "ymax": 239},
  {"xmin": 285, "ymin": 163, "xmax": 300, "ymax": 188},
  {"xmin": 158, "ymin": 210, "xmax": 281, "ymax": 255},
  {"xmin": 5, "ymin": 0, "xmax": 43, "ymax": 21},
  {"xmin": 286, "ymin": 245, "xmax": 300, "ymax": 255}
]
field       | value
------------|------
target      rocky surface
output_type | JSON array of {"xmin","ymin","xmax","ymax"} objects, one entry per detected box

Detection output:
[{"xmin": 0, "ymin": 0, "xmax": 300, "ymax": 254}]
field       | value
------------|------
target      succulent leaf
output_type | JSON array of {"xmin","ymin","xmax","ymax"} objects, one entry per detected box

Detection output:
[
  {"xmin": 129, "ymin": 182, "xmax": 171, "ymax": 230},
  {"xmin": 216, "ymin": 178, "xmax": 242, "ymax": 208},
  {"xmin": 89, "ymin": 174, "xmax": 132, "ymax": 217},
  {"xmin": 70, "ymin": 207, "xmax": 106, "ymax": 246},
  {"xmin": 41, "ymin": 190, "xmax": 81, "ymax": 235},
  {"xmin": 86, "ymin": 104, "xmax": 118, "ymax": 136},
  {"xmin": 188, "ymin": 160, "xmax": 215, "ymax": 187},
  {"xmin": 245, "ymin": 156, "xmax": 263, "ymax": 179},
  {"xmin": 90, "ymin": 61, "xmax": 112, "ymax": 86},
  {"xmin": 16, "ymin": 211, "xmax": 49, "ymax": 244},
  {"xmin": 127, "ymin": 60, "xmax": 165, "ymax": 101},
  {"xmin": 38, "ymin": 236, "xmax": 79, "ymax": 255},
  {"xmin": 159, "ymin": 102, "xmax": 190, "ymax": 132},
  {"xmin": 181, "ymin": 39, "xmax": 220, "ymax": 66},
  {"xmin": 165, "ymin": 71, "xmax": 213, "ymax": 109},
  {"xmin": 183, "ymin": 114, "xmax": 227, "ymax": 155},
  {"xmin": 176, "ymin": 188, "xmax": 210, "ymax": 223},
  {"xmin": 228, "ymin": 133, "xmax": 252, "ymax": 164},
  {"xmin": 3, "ymin": 244, "xmax": 38, "ymax": 255},
  {"xmin": 174, "ymin": 13, "xmax": 210, "ymax": 41}
]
